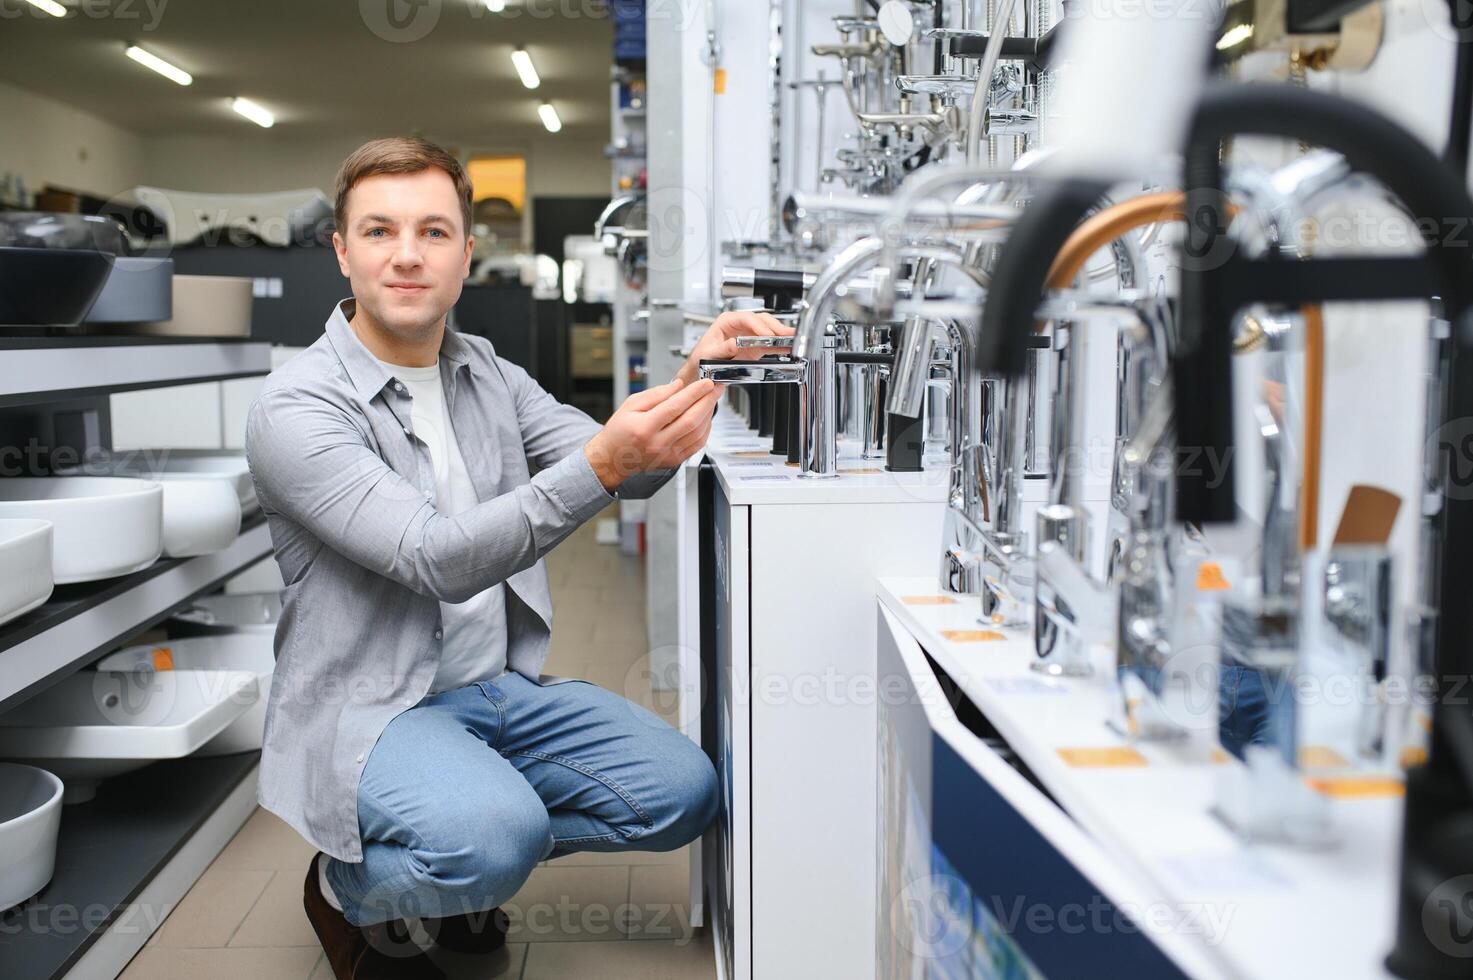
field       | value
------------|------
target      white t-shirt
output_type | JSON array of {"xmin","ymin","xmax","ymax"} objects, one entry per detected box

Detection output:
[{"xmin": 374, "ymin": 357, "xmax": 507, "ymax": 693}]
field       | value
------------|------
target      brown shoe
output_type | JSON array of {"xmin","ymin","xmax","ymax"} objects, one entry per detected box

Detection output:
[
  {"xmin": 303, "ymin": 853, "xmax": 445, "ymax": 980},
  {"xmin": 423, "ymin": 906, "xmax": 510, "ymax": 954}
]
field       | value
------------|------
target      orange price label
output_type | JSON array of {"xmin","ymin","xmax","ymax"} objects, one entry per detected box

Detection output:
[
  {"xmin": 1307, "ymin": 777, "xmax": 1405, "ymax": 799},
  {"xmin": 151, "ymin": 647, "xmax": 175, "ymax": 671},
  {"xmin": 1057, "ymin": 747, "xmax": 1148, "ymax": 768},
  {"xmin": 941, "ymin": 630, "xmax": 1006, "ymax": 643},
  {"xmin": 902, "ymin": 596, "xmax": 955, "ymax": 606}
]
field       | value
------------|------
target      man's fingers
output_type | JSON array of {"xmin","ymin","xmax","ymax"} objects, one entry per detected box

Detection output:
[
  {"xmin": 659, "ymin": 387, "xmax": 722, "ymax": 441},
  {"xmin": 719, "ymin": 311, "xmax": 795, "ymax": 339},
  {"xmin": 622, "ymin": 378, "xmax": 683, "ymax": 412},
  {"xmin": 647, "ymin": 377, "xmax": 717, "ymax": 427}
]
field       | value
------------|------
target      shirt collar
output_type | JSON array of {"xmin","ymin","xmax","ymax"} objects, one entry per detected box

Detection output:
[{"xmin": 324, "ymin": 298, "xmax": 471, "ymax": 401}]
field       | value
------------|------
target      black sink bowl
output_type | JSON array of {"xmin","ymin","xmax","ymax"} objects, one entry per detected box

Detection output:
[
  {"xmin": 0, "ymin": 213, "xmax": 126, "ymax": 253},
  {"xmin": 0, "ymin": 247, "xmax": 117, "ymax": 326}
]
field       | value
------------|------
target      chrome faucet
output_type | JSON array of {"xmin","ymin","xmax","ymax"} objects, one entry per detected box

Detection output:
[{"xmin": 698, "ymin": 334, "xmax": 841, "ymax": 479}]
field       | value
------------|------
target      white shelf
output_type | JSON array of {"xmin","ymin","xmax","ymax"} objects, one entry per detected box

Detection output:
[
  {"xmin": 0, "ymin": 517, "xmax": 274, "ymax": 708},
  {"xmin": 0, "ymin": 338, "xmax": 272, "ymax": 407},
  {"xmin": 877, "ymin": 577, "xmax": 1401, "ymax": 980}
]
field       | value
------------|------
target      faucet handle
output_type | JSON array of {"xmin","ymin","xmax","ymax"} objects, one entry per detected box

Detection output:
[{"xmin": 733, "ymin": 336, "xmax": 796, "ymax": 349}]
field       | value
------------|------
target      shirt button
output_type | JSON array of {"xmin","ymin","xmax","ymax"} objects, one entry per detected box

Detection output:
[
  {"xmin": 394, "ymin": 382, "xmax": 405, "ymax": 393},
  {"xmin": 403, "ymin": 697, "xmax": 415, "ymax": 707},
  {"xmin": 433, "ymin": 629, "xmax": 443, "ymax": 640},
  {"xmin": 355, "ymin": 753, "xmax": 364, "ymax": 764},
  {"xmin": 403, "ymin": 426, "xmax": 412, "ymax": 437}
]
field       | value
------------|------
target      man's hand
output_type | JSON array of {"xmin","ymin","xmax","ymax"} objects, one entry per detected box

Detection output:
[
  {"xmin": 674, "ymin": 311, "xmax": 797, "ymax": 387},
  {"xmin": 584, "ymin": 378, "xmax": 723, "ymax": 492}
]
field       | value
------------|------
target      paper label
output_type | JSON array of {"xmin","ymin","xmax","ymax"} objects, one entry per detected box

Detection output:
[
  {"xmin": 1057, "ymin": 747, "xmax": 1149, "ymax": 768},
  {"xmin": 902, "ymin": 596, "xmax": 955, "ymax": 606},
  {"xmin": 1196, "ymin": 562, "xmax": 1231, "ymax": 591},
  {"xmin": 151, "ymin": 647, "xmax": 175, "ymax": 671},
  {"xmin": 1307, "ymin": 777, "xmax": 1405, "ymax": 799},
  {"xmin": 941, "ymin": 629, "xmax": 1007, "ymax": 643}
]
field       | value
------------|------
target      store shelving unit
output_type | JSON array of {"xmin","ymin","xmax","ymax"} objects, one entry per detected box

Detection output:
[
  {"xmin": 0, "ymin": 335, "xmax": 271, "ymax": 409},
  {"xmin": 608, "ymin": 44, "xmax": 649, "ymax": 552},
  {"xmin": 0, "ymin": 332, "xmax": 273, "ymax": 980},
  {"xmin": 0, "ymin": 514, "xmax": 273, "ymax": 711}
]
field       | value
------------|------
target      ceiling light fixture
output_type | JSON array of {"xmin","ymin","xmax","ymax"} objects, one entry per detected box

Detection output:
[
  {"xmin": 538, "ymin": 102, "xmax": 562, "ymax": 134},
  {"xmin": 24, "ymin": 0, "xmax": 66, "ymax": 17},
  {"xmin": 124, "ymin": 45, "xmax": 192, "ymax": 86},
  {"xmin": 484, "ymin": 0, "xmax": 507, "ymax": 11},
  {"xmin": 511, "ymin": 48, "xmax": 541, "ymax": 89},
  {"xmin": 231, "ymin": 97, "xmax": 275, "ymax": 128}
]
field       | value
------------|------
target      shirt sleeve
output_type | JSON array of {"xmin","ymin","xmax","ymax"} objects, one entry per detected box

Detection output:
[
  {"xmin": 493, "ymin": 355, "xmax": 678, "ymax": 501},
  {"xmin": 245, "ymin": 382, "xmax": 610, "ymax": 603}
]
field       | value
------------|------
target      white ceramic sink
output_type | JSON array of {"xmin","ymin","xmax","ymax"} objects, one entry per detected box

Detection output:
[
  {"xmin": 0, "ymin": 478, "xmax": 162, "ymax": 584},
  {"xmin": 78, "ymin": 451, "xmax": 257, "ymax": 515},
  {"xmin": 0, "ymin": 762, "xmax": 64, "ymax": 910},
  {"xmin": 98, "ymin": 633, "xmax": 274, "ymax": 755},
  {"xmin": 156, "ymin": 478, "xmax": 241, "ymax": 558},
  {"xmin": 0, "ymin": 519, "xmax": 54, "ymax": 626},
  {"xmin": 0, "ymin": 669, "xmax": 258, "ymax": 802}
]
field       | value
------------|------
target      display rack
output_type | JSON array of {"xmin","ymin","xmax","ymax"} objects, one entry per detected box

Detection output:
[
  {"xmin": 0, "ymin": 326, "xmax": 276, "ymax": 978},
  {"xmin": 0, "ymin": 336, "xmax": 271, "ymax": 409},
  {"xmin": 0, "ymin": 515, "xmax": 273, "ymax": 711}
]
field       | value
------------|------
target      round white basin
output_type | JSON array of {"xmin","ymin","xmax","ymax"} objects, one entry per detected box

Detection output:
[
  {"xmin": 0, "ymin": 763, "xmax": 63, "ymax": 911},
  {"xmin": 0, "ymin": 478, "xmax": 162, "ymax": 584},
  {"xmin": 0, "ymin": 519, "xmax": 54, "ymax": 626},
  {"xmin": 156, "ymin": 478, "xmax": 241, "ymax": 558}
]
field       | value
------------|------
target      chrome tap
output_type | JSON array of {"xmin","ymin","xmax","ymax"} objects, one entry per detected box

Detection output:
[{"xmin": 699, "ymin": 334, "xmax": 841, "ymax": 479}]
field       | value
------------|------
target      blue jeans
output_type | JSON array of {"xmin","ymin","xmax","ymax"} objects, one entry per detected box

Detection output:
[
  {"xmin": 325, "ymin": 671, "xmax": 719, "ymax": 927},
  {"xmin": 1218, "ymin": 664, "xmax": 1276, "ymax": 760}
]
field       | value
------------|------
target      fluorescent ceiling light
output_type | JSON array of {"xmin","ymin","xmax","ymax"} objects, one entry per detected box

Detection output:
[
  {"xmin": 1215, "ymin": 23, "xmax": 1254, "ymax": 51},
  {"xmin": 484, "ymin": 0, "xmax": 506, "ymax": 10},
  {"xmin": 125, "ymin": 45, "xmax": 192, "ymax": 86},
  {"xmin": 511, "ymin": 48, "xmax": 540, "ymax": 89},
  {"xmin": 538, "ymin": 102, "xmax": 562, "ymax": 134},
  {"xmin": 24, "ymin": 0, "xmax": 66, "ymax": 16},
  {"xmin": 231, "ymin": 97, "xmax": 274, "ymax": 128}
]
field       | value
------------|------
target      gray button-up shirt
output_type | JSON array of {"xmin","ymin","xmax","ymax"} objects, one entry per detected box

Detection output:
[{"xmin": 245, "ymin": 299, "xmax": 669, "ymax": 862}]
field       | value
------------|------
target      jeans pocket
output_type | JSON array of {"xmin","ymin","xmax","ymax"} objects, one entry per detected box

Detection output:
[{"xmin": 474, "ymin": 678, "xmax": 507, "ymax": 703}]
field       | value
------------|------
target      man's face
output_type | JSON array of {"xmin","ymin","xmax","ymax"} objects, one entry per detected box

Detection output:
[{"xmin": 332, "ymin": 168, "xmax": 473, "ymax": 342}]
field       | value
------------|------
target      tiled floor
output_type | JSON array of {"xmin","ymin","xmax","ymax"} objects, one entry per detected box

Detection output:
[{"xmin": 119, "ymin": 509, "xmax": 716, "ymax": 980}]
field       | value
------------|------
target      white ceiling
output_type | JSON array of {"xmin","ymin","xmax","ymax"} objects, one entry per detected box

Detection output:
[{"xmin": 0, "ymin": 0, "xmax": 616, "ymax": 142}]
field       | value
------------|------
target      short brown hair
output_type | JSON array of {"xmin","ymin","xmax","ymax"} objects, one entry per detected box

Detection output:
[{"xmin": 333, "ymin": 137, "xmax": 473, "ymax": 237}]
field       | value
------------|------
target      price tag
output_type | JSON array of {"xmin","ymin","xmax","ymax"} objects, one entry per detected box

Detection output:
[
  {"xmin": 151, "ymin": 647, "xmax": 175, "ymax": 671},
  {"xmin": 941, "ymin": 629, "xmax": 1006, "ymax": 643},
  {"xmin": 1057, "ymin": 747, "xmax": 1149, "ymax": 768},
  {"xmin": 902, "ymin": 596, "xmax": 955, "ymax": 606},
  {"xmin": 1307, "ymin": 777, "xmax": 1405, "ymax": 799}
]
